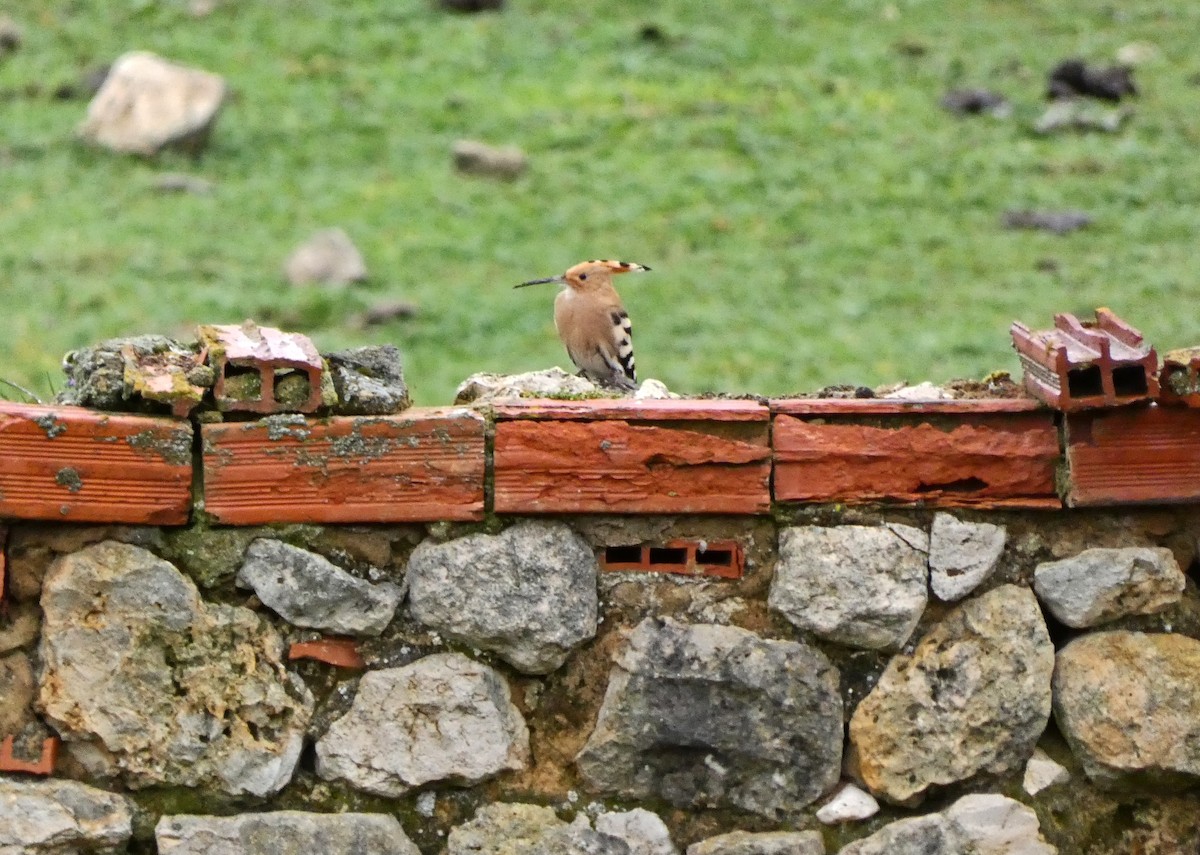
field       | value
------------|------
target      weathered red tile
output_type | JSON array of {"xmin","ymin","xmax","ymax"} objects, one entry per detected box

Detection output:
[
  {"xmin": 202, "ymin": 407, "xmax": 485, "ymax": 524},
  {"xmin": 0, "ymin": 403, "xmax": 192, "ymax": 525},
  {"xmin": 1065, "ymin": 405, "xmax": 1200, "ymax": 506},
  {"xmin": 0, "ymin": 735, "xmax": 58, "ymax": 775},
  {"xmin": 493, "ymin": 399, "xmax": 771, "ymax": 514},
  {"xmin": 288, "ymin": 638, "xmax": 366, "ymax": 669},
  {"xmin": 772, "ymin": 399, "xmax": 1060, "ymax": 508}
]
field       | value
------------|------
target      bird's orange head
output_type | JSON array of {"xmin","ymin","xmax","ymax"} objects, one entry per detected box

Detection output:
[{"xmin": 515, "ymin": 259, "xmax": 651, "ymax": 292}]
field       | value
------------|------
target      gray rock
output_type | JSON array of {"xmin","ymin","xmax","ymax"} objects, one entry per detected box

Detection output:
[
  {"xmin": 446, "ymin": 810, "xmax": 632, "ymax": 855},
  {"xmin": 1054, "ymin": 631, "xmax": 1200, "ymax": 788},
  {"xmin": 687, "ymin": 830, "xmax": 825, "ymax": 855},
  {"xmin": 1001, "ymin": 209, "xmax": 1094, "ymax": 234},
  {"xmin": 283, "ymin": 228, "xmax": 368, "ymax": 286},
  {"xmin": 594, "ymin": 809, "xmax": 678, "ymax": 855},
  {"xmin": 769, "ymin": 524, "xmax": 929, "ymax": 651},
  {"xmin": 58, "ymin": 334, "xmax": 197, "ymax": 412},
  {"xmin": 576, "ymin": 617, "xmax": 843, "ymax": 818},
  {"xmin": 453, "ymin": 139, "xmax": 528, "ymax": 180},
  {"xmin": 78, "ymin": 51, "xmax": 226, "ymax": 155},
  {"xmin": 236, "ymin": 539, "xmax": 401, "ymax": 636},
  {"xmin": 929, "ymin": 513, "xmax": 1006, "ymax": 601},
  {"xmin": 0, "ymin": 15, "xmax": 22, "ymax": 56},
  {"xmin": 407, "ymin": 521, "xmax": 598, "ymax": 674},
  {"xmin": 38, "ymin": 541, "xmax": 313, "ymax": 796},
  {"xmin": 837, "ymin": 793, "xmax": 1054, "ymax": 854},
  {"xmin": 316, "ymin": 652, "xmax": 529, "ymax": 796},
  {"xmin": 849, "ymin": 585, "xmax": 1054, "ymax": 803},
  {"xmin": 155, "ymin": 811, "xmax": 420, "ymax": 855},
  {"xmin": 837, "ymin": 814, "xmax": 958, "ymax": 855},
  {"xmin": 1033, "ymin": 547, "xmax": 1184, "ymax": 628},
  {"xmin": 326, "ymin": 345, "xmax": 411, "ymax": 415},
  {"xmin": 0, "ymin": 778, "xmax": 133, "ymax": 855}
]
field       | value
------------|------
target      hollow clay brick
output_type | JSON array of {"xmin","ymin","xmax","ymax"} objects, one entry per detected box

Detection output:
[
  {"xmin": 0, "ymin": 403, "xmax": 192, "ymax": 525},
  {"xmin": 201, "ymin": 408, "xmax": 485, "ymax": 524}
]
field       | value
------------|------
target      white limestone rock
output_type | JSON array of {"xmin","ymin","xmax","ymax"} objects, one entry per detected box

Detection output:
[
  {"xmin": 316, "ymin": 652, "xmax": 529, "ymax": 796},
  {"xmin": 1022, "ymin": 748, "xmax": 1070, "ymax": 796},
  {"xmin": 78, "ymin": 51, "xmax": 226, "ymax": 155},
  {"xmin": 816, "ymin": 784, "xmax": 880, "ymax": 825},
  {"xmin": 594, "ymin": 809, "xmax": 678, "ymax": 855},
  {"xmin": 687, "ymin": 830, "xmax": 825, "ymax": 855}
]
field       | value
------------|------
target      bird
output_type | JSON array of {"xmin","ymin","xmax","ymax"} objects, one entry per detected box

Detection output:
[{"xmin": 515, "ymin": 259, "xmax": 650, "ymax": 390}]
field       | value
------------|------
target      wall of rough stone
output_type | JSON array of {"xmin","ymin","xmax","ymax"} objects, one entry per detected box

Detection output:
[{"xmin": 4, "ymin": 506, "xmax": 1200, "ymax": 854}]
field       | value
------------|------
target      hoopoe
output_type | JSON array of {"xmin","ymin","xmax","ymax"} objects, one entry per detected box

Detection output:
[{"xmin": 515, "ymin": 259, "xmax": 650, "ymax": 390}]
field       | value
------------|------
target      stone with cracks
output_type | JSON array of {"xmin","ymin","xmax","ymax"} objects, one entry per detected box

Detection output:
[
  {"xmin": 837, "ymin": 793, "xmax": 1054, "ymax": 854},
  {"xmin": 1054, "ymin": 631, "xmax": 1200, "ymax": 788},
  {"xmin": 236, "ymin": 539, "xmax": 401, "ymax": 636},
  {"xmin": 316, "ymin": 652, "xmax": 529, "ymax": 797},
  {"xmin": 770, "ymin": 524, "xmax": 929, "ymax": 651},
  {"xmin": 1033, "ymin": 547, "xmax": 1185, "ymax": 628},
  {"xmin": 78, "ymin": 51, "xmax": 226, "ymax": 155},
  {"xmin": 406, "ymin": 521, "xmax": 598, "ymax": 674},
  {"xmin": 155, "ymin": 811, "xmax": 420, "ymax": 855},
  {"xmin": 594, "ymin": 809, "xmax": 678, "ymax": 855},
  {"xmin": 576, "ymin": 617, "xmax": 843, "ymax": 819},
  {"xmin": 686, "ymin": 830, "xmax": 825, "ymax": 855},
  {"xmin": 0, "ymin": 778, "xmax": 133, "ymax": 855},
  {"xmin": 446, "ymin": 803, "xmax": 630, "ymax": 855},
  {"xmin": 37, "ymin": 541, "xmax": 313, "ymax": 796},
  {"xmin": 929, "ymin": 513, "xmax": 1006, "ymax": 602},
  {"xmin": 849, "ymin": 585, "xmax": 1054, "ymax": 804}
]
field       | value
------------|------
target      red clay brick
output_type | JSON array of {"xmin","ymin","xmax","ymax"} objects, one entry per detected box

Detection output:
[
  {"xmin": 1065, "ymin": 405, "xmax": 1200, "ymax": 506},
  {"xmin": 0, "ymin": 735, "xmax": 58, "ymax": 776},
  {"xmin": 601, "ymin": 539, "xmax": 744, "ymax": 579},
  {"xmin": 0, "ymin": 403, "xmax": 192, "ymax": 525},
  {"xmin": 288, "ymin": 638, "xmax": 366, "ymax": 669},
  {"xmin": 493, "ymin": 399, "xmax": 771, "ymax": 514},
  {"xmin": 772, "ymin": 399, "xmax": 1060, "ymax": 508},
  {"xmin": 202, "ymin": 408, "xmax": 485, "ymax": 524}
]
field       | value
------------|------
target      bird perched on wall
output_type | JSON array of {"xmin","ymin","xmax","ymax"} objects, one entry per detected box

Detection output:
[{"xmin": 515, "ymin": 259, "xmax": 651, "ymax": 390}]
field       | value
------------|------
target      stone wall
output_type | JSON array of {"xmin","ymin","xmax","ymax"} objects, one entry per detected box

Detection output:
[{"xmin": 4, "ymin": 504, "xmax": 1200, "ymax": 854}]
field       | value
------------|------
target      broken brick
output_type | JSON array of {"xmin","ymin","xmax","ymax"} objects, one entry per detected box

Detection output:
[
  {"xmin": 0, "ymin": 735, "xmax": 58, "ymax": 776},
  {"xmin": 771, "ymin": 399, "xmax": 1061, "ymax": 508},
  {"xmin": 493, "ymin": 399, "xmax": 771, "ymax": 515},
  {"xmin": 288, "ymin": 638, "xmax": 366, "ymax": 669}
]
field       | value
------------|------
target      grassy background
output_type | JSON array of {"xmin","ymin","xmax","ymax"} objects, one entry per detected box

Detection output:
[{"xmin": 2, "ymin": 0, "xmax": 1198, "ymax": 405}]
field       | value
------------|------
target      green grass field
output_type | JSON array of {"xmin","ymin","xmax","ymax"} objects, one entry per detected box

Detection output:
[{"xmin": 2, "ymin": 1, "xmax": 1198, "ymax": 405}]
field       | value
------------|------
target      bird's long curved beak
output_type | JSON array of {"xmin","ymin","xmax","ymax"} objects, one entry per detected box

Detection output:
[{"xmin": 514, "ymin": 275, "xmax": 565, "ymax": 289}]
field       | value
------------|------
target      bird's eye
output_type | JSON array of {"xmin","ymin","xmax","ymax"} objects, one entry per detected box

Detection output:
[{"xmin": 579, "ymin": 274, "xmax": 588, "ymax": 280}]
